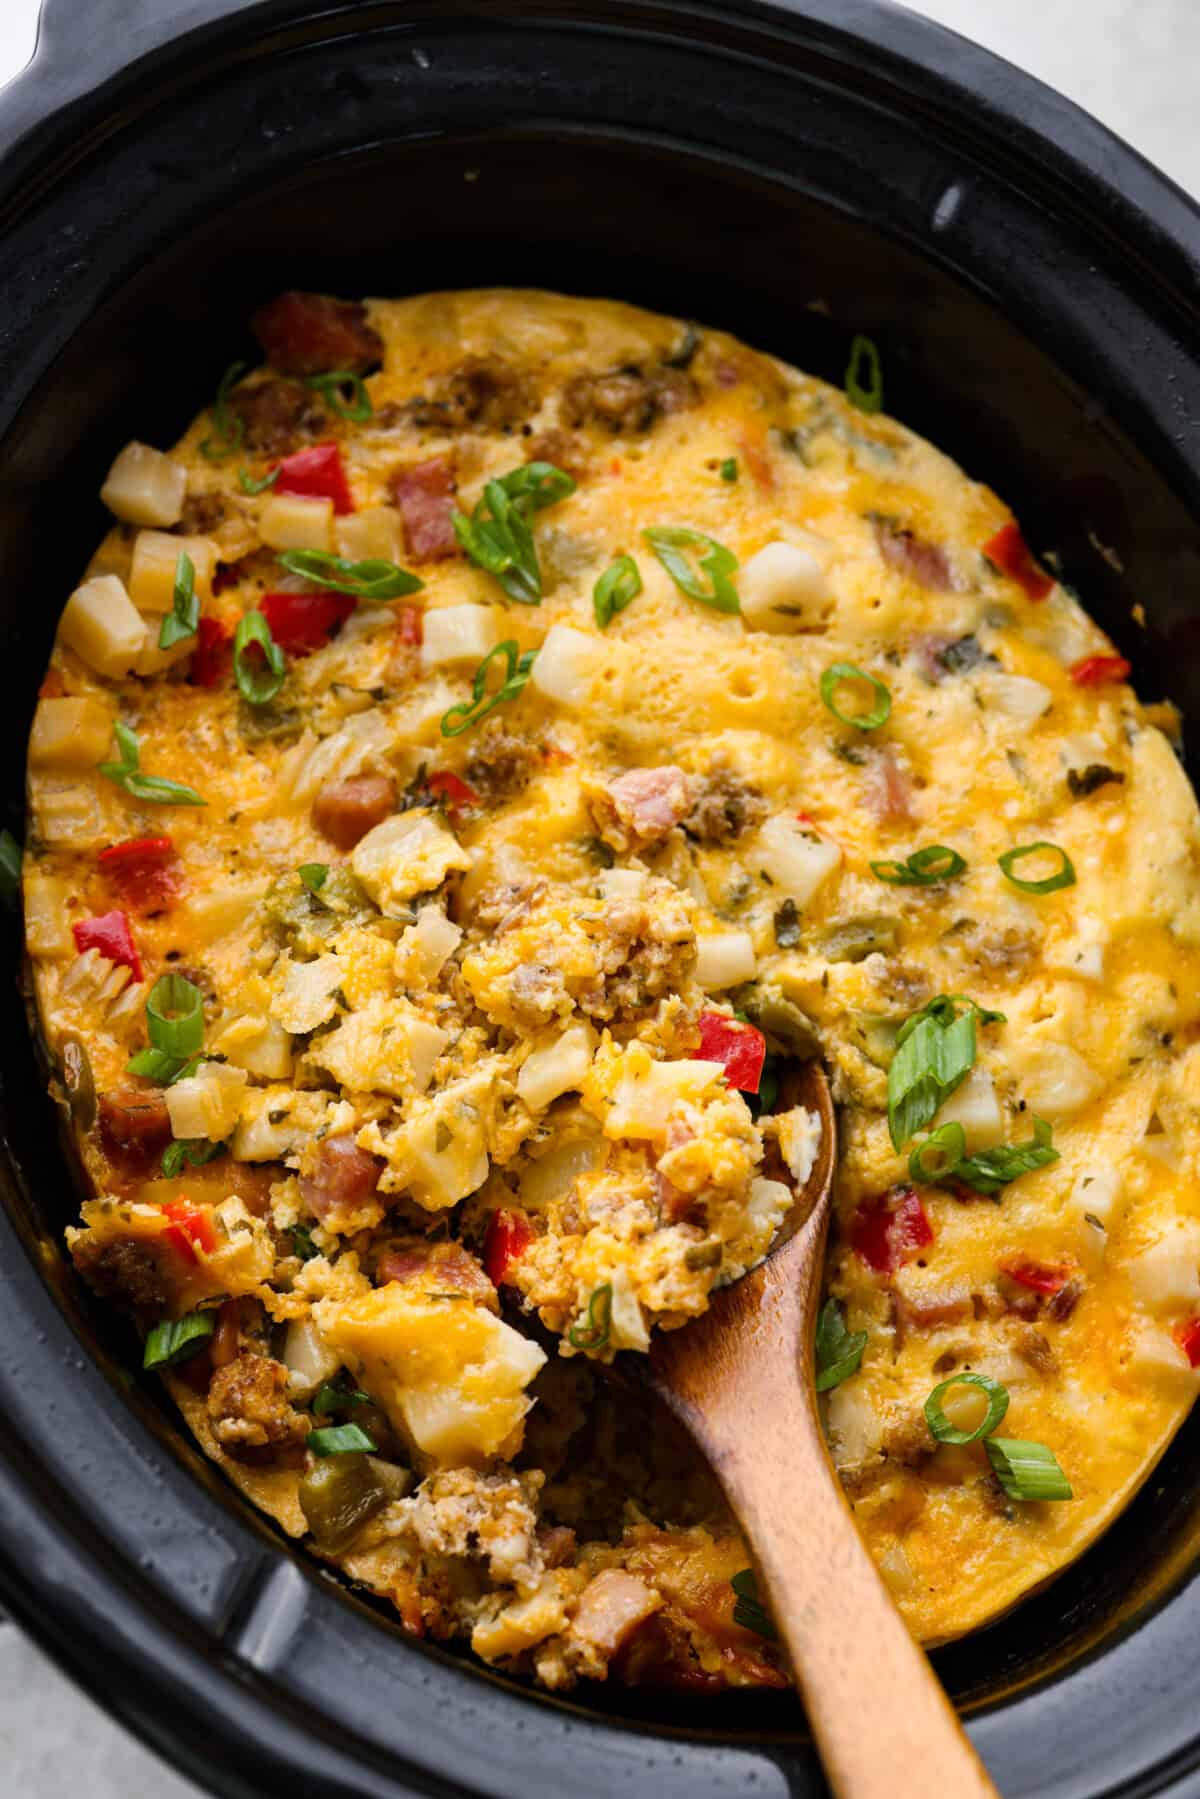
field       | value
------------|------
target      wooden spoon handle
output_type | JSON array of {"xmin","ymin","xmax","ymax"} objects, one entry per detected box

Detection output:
[{"xmin": 706, "ymin": 1410, "xmax": 1001, "ymax": 1798}]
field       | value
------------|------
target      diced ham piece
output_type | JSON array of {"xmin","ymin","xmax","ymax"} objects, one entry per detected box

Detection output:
[
  {"xmin": 299, "ymin": 1135, "xmax": 384, "ymax": 1220},
  {"xmin": 390, "ymin": 455, "xmax": 459, "ymax": 561},
  {"xmin": 99, "ymin": 1089, "xmax": 172, "ymax": 1169},
  {"xmin": 862, "ymin": 745, "xmax": 914, "ymax": 824},
  {"xmin": 599, "ymin": 765, "xmax": 691, "ymax": 850},
  {"xmin": 311, "ymin": 773, "xmax": 396, "ymax": 850},
  {"xmin": 894, "ymin": 1284, "xmax": 973, "ymax": 1333},
  {"xmin": 251, "ymin": 291, "xmax": 383, "ymax": 375},
  {"xmin": 376, "ymin": 1240, "xmax": 496, "ymax": 1303},
  {"xmin": 874, "ymin": 517, "xmax": 959, "ymax": 592},
  {"xmin": 570, "ymin": 1570, "xmax": 662, "ymax": 1654}
]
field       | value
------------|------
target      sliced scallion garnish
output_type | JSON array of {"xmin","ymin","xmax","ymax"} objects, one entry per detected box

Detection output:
[
  {"xmin": 290, "ymin": 1223, "xmax": 319, "ymax": 1263},
  {"xmin": 643, "ymin": 526, "xmax": 740, "ymax": 614},
  {"xmin": 234, "ymin": 609, "xmax": 287, "ymax": 707},
  {"xmin": 440, "ymin": 640, "xmax": 536, "ymax": 738},
  {"xmin": 278, "ymin": 548, "xmax": 423, "ymax": 602},
  {"xmin": 145, "ymin": 973, "xmax": 205, "ymax": 1058},
  {"xmin": 985, "ymin": 1436, "xmax": 1073, "ymax": 1502},
  {"xmin": 887, "ymin": 994, "xmax": 1004, "ymax": 1152},
  {"xmin": 871, "ymin": 845, "xmax": 966, "ymax": 886},
  {"xmin": 730, "ymin": 1568, "xmax": 777, "ymax": 1640},
  {"xmin": 593, "ymin": 554, "xmax": 642, "ymax": 630},
  {"xmin": 845, "ymin": 334, "xmax": 883, "ymax": 414},
  {"xmin": 158, "ymin": 551, "xmax": 199, "ymax": 651},
  {"xmin": 237, "ymin": 465, "xmax": 280, "ymax": 496},
  {"xmin": 910, "ymin": 1117, "xmax": 1059, "ymax": 1196},
  {"xmin": 719, "ymin": 457, "xmax": 738, "ymax": 483},
  {"xmin": 0, "ymin": 828, "xmax": 21, "ymax": 909},
  {"xmin": 162, "ymin": 1138, "xmax": 225, "ymax": 1179},
  {"xmin": 143, "ymin": 1309, "xmax": 215, "ymax": 1371},
  {"xmin": 924, "ymin": 1372, "xmax": 1010, "ymax": 1446},
  {"xmin": 304, "ymin": 369, "xmax": 373, "ymax": 420},
  {"xmin": 452, "ymin": 461, "xmax": 576, "ymax": 605},
  {"xmin": 307, "ymin": 1422, "xmax": 377, "ymax": 1456},
  {"xmin": 820, "ymin": 662, "xmax": 892, "ymax": 731},
  {"xmin": 99, "ymin": 721, "xmax": 206, "ymax": 808},
  {"xmin": 298, "ymin": 862, "xmax": 329, "ymax": 894},
  {"xmin": 997, "ymin": 841, "xmax": 1076, "ymax": 894},
  {"xmin": 198, "ymin": 361, "xmax": 247, "ymax": 462},
  {"xmin": 567, "ymin": 1282, "xmax": 613, "ymax": 1351},
  {"xmin": 814, "ymin": 1299, "xmax": 867, "ymax": 1393},
  {"xmin": 312, "ymin": 1379, "xmax": 371, "ymax": 1417}
]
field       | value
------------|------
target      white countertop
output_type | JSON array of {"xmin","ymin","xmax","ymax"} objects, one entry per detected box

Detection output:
[{"xmin": 0, "ymin": 2, "xmax": 1196, "ymax": 1794}]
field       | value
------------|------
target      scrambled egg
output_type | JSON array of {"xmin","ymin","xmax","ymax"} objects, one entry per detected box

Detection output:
[{"xmin": 28, "ymin": 288, "xmax": 1200, "ymax": 1687}]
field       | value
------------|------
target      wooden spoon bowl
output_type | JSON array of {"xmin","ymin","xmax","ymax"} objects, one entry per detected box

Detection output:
[{"xmin": 643, "ymin": 1061, "xmax": 1001, "ymax": 1798}]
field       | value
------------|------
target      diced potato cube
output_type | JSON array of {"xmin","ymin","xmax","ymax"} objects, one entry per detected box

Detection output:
[
  {"xmin": 128, "ymin": 530, "xmax": 217, "ymax": 611},
  {"xmin": 472, "ymin": 1577, "xmax": 569, "ymax": 1661},
  {"xmin": 23, "ymin": 870, "xmax": 74, "ymax": 957},
  {"xmin": 604, "ymin": 1048, "xmax": 724, "ymax": 1140},
  {"xmin": 694, "ymin": 929, "xmax": 757, "ymax": 991},
  {"xmin": 165, "ymin": 1060, "xmax": 249, "ymax": 1141},
  {"xmin": 1017, "ymin": 1041, "xmax": 1103, "ymax": 1119},
  {"xmin": 530, "ymin": 623, "xmax": 601, "ymax": 708},
  {"xmin": 395, "ymin": 905, "xmax": 463, "ymax": 986},
  {"xmin": 755, "ymin": 814, "xmax": 841, "ymax": 907},
  {"xmin": 258, "ymin": 493, "xmax": 333, "ymax": 552},
  {"xmin": 517, "ymin": 1023, "xmax": 597, "ymax": 1111},
  {"xmin": 28, "ymin": 696, "xmax": 114, "ymax": 770},
  {"xmin": 1126, "ymin": 1219, "xmax": 1200, "ymax": 1314},
  {"xmin": 336, "ymin": 505, "xmax": 403, "ymax": 563},
  {"xmin": 1126, "ymin": 1319, "xmax": 1200, "ymax": 1389},
  {"xmin": 231, "ymin": 1087, "xmax": 331, "ymax": 1161},
  {"xmin": 59, "ymin": 575, "xmax": 148, "ymax": 677},
  {"xmin": 605, "ymin": 1266, "xmax": 650, "ymax": 1353},
  {"xmin": 30, "ymin": 779, "xmax": 106, "ymax": 848},
  {"xmin": 181, "ymin": 881, "xmax": 263, "ymax": 945},
  {"xmin": 351, "ymin": 809, "xmax": 472, "ymax": 912},
  {"xmin": 308, "ymin": 998, "xmax": 448, "ymax": 1098},
  {"xmin": 100, "ymin": 441, "xmax": 186, "ymax": 527},
  {"xmin": 739, "ymin": 539, "xmax": 834, "ymax": 633},
  {"xmin": 317, "ymin": 1284, "xmax": 546, "ymax": 1466},
  {"xmin": 976, "ymin": 671, "xmax": 1052, "ymax": 729},
  {"xmin": 421, "ymin": 603, "xmax": 499, "ymax": 669},
  {"xmin": 282, "ymin": 1317, "xmax": 343, "ymax": 1401},
  {"xmin": 132, "ymin": 627, "xmax": 195, "ymax": 679},
  {"xmin": 208, "ymin": 1012, "xmax": 294, "ymax": 1080},
  {"xmin": 270, "ymin": 954, "xmax": 342, "ymax": 1035},
  {"xmin": 932, "ymin": 1065, "xmax": 1004, "ymax": 1147}
]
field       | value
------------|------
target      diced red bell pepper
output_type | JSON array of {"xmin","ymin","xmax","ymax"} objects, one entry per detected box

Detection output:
[
  {"xmin": 190, "ymin": 615, "xmax": 233, "ymax": 687},
  {"xmin": 161, "ymin": 1198, "xmax": 218, "ymax": 1261},
  {"xmin": 260, "ymin": 589, "xmax": 356, "ymax": 655},
  {"xmin": 396, "ymin": 605, "xmax": 423, "ymax": 647},
  {"xmin": 427, "ymin": 769, "xmax": 481, "ymax": 815},
  {"xmin": 1000, "ymin": 1258, "xmax": 1070, "ymax": 1295},
  {"xmin": 483, "ymin": 1209, "xmax": 533, "ymax": 1286},
  {"xmin": 1069, "ymin": 654, "xmax": 1132, "ymax": 687},
  {"xmin": 274, "ymin": 441, "xmax": 354, "ymax": 514},
  {"xmin": 1173, "ymin": 1317, "xmax": 1200, "ymax": 1368},
  {"xmin": 72, "ymin": 910, "xmax": 143, "ymax": 983},
  {"xmin": 98, "ymin": 836, "xmax": 184, "ymax": 915},
  {"xmin": 850, "ymin": 1188, "xmax": 934, "ymax": 1275},
  {"xmin": 695, "ymin": 1012, "xmax": 767, "ymax": 1094},
  {"xmin": 983, "ymin": 521, "xmax": 1054, "ymax": 601}
]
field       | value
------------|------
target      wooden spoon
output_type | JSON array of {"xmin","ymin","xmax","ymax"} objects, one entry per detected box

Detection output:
[{"xmin": 643, "ymin": 1062, "xmax": 1000, "ymax": 1798}]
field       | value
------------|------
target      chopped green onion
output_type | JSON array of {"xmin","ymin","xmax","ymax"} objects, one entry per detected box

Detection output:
[
  {"xmin": 158, "ymin": 551, "xmax": 199, "ymax": 650},
  {"xmin": 290, "ymin": 1223, "xmax": 319, "ymax": 1262},
  {"xmin": 304, "ymin": 370, "xmax": 373, "ymax": 420},
  {"xmin": 162, "ymin": 1138, "xmax": 225, "ymax": 1179},
  {"xmin": 985, "ymin": 1436, "xmax": 1073, "ymax": 1502},
  {"xmin": 298, "ymin": 862, "xmax": 329, "ymax": 894},
  {"xmin": 312, "ymin": 1379, "xmax": 371, "ymax": 1417},
  {"xmin": 719, "ymin": 457, "xmax": 738, "ymax": 483},
  {"xmin": 945, "ymin": 1119, "xmax": 1059, "ymax": 1197},
  {"xmin": 820, "ymin": 662, "xmax": 892, "ymax": 731},
  {"xmin": 99, "ymin": 721, "xmax": 206, "ymax": 808},
  {"xmin": 997, "ymin": 842, "xmax": 1076, "ymax": 895},
  {"xmin": 452, "ymin": 461, "xmax": 576, "ymax": 605},
  {"xmin": 924, "ymin": 1372, "xmax": 1009, "ymax": 1446},
  {"xmin": 146, "ymin": 973, "xmax": 205, "ymax": 1058},
  {"xmin": 440, "ymin": 640, "xmax": 536, "ymax": 738},
  {"xmin": 593, "ymin": 555, "xmax": 642, "ymax": 629},
  {"xmin": 908, "ymin": 1120, "xmax": 967, "ymax": 1183},
  {"xmin": 198, "ymin": 361, "xmax": 247, "ymax": 461},
  {"xmin": 143, "ymin": 1309, "xmax": 215, "ymax": 1371},
  {"xmin": 814, "ymin": 1299, "xmax": 867, "ymax": 1393},
  {"xmin": 278, "ymin": 548, "xmax": 423, "ymax": 602},
  {"xmin": 872, "ymin": 845, "xmax": 966, "ymax": 886},
  {"xmin": 307, "ymin": 1422, "xmax": 377, "ymax": 1456},
  {"xmin": 237, "ymin": 465, "xmax": 280, "ymax": 496},
  {"xmin": 730, "ymin": 1568, "xmax": 776, "ymax": 1640},
  {"xmin": 0, "ymin": 828, "xmax": 21, "ymax": 909},
  {"xmin": 845, "ymin": 334, "xmax": 883, "ymax": 414},
  {"xmin": 234, "ymin": 609, "xmax": 287, "ymax": 707},
  {"xmin": 567, "ymin": 1282, "xmax": 613, "ymax": 1351},
  {"xmin": 643, "ymin": 526, "xmax": 740, "ymax": 614},
  {"xmin": 887, "ymin": 994, "xmax": 1004, "ymax": 1152}
]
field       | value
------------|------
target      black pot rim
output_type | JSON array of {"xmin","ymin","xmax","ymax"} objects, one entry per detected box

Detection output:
[{"xmin": 3, "ymin": 5, "xmax": 1200, "ymax": 1797}]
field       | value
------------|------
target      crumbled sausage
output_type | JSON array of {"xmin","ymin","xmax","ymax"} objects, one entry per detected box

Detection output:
[
  {"xmin": 683, "ymin": 765, "xmax": 767, "ymax": 844},
  {"xmin": 206, "ymin": 1352, "xmax": 309, "ymax": 1462},
  {"xmin": 251, "ymin": 291, "xmax": 383, "ymax": 376},
  {"xmin": 98, "ymin": 1088, "xmax": 173, "ymax": 1171},
  {"xmin": 560, "ymin": 363, "xmax": 697, "ymax": 434},
  {"xmin": 408, "ymin": 356, "xmax": 536, "ymax": 432},
  {"xmin": 1047, "ymin": 1277, "xmax": 1084, "ymax": 1322},
  {"xmin": 873, "ymin": 516, "xmax": 960, "ymax": 592},
  {"xmin": 588, "ymin": 765, "xmax": 691, "ymax": 853},
  {"xmin": 231, "ymin": 379, "xmax": 328, "ymax": 455},
  {"xmin": 177, "ymin": 492, "xmax": 228, "ymax": 536},
  {"xmin": 71, "ymin": 1235, "xmax": 170, "ymax": 1316},
  {"xmin": 312, "ymin": 773, "xmax": 396, "ymax": 850},
  {"xmin": 464, "ymin": 724, "xmax": 542, "ymax": 806},
  {"xmin": 1015, "ymin": 1327, "xmax": 1059, "ymax": 1377}
]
